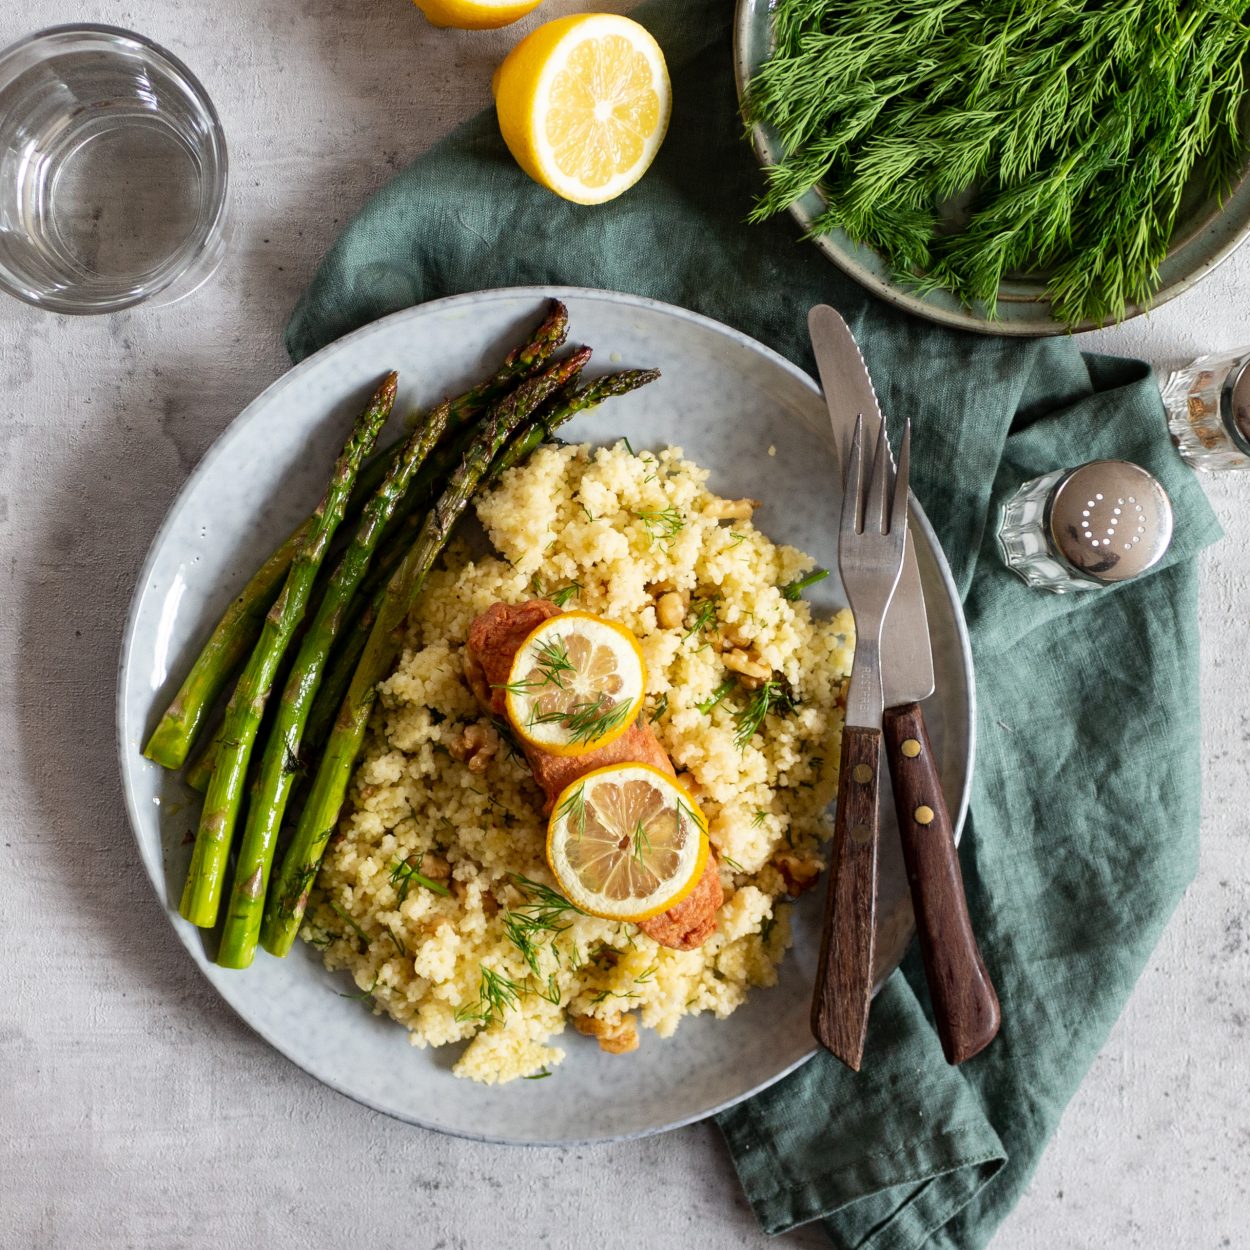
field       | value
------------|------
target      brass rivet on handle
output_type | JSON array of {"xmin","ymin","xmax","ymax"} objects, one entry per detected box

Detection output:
[
  {"xmin": 901, "ymin": 738, "xmax": 922, "ymax": 758},
  {"xmin": 850, "ymin": 824, "xmax": 872, "ymax": 843},
  {"xmin": 852, "ymin": 764, "xmax": 872, "ymax": 784},
  {"xmin": 914, "ymin": 805, "xmax": 935, "ymax": 826}
]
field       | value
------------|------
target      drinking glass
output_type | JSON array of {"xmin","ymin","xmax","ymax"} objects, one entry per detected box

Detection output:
[{"xmin": 0, "ymin": 24, "xmax": 229, "ymax": 314}]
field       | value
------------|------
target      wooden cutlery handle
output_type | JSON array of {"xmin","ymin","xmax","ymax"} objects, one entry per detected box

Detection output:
[
  {"xmin": 811, "ymin": 724, "xmax": 881, "ymax": 1071},
  {"xmin": 883, "ymin": 703, "xmax": 1001, "ymax": 1065}
]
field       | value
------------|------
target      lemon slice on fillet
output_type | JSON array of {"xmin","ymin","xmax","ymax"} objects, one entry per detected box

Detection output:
[
  {"xmin": 412, "ymin": 0, "xmax": 540, "ymax": 30},
  {"xmin": 547, "ymin": 763, "xmax": 710, "ymax": 922},
  {"xmin": 504, "ymin": 610, "xmax": 646, "ymax": 756},
  {"xmin": 492, "ymin": 14, "xmax": 672, "ymax": 205}
]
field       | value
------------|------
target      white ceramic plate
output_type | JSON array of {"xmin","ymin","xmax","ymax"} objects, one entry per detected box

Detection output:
[{"xmin": 117, "ymin": 287, "xmax": 974, "ymax": 1144}]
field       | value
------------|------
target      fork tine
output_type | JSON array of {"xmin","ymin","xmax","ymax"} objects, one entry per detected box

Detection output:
[
  {"xmin": 842, "ymin": 414, "xmax": 865, "ymax": 535},
  {"xmin": 863, "ymin": 417, "xmax": 892, "ymax": 535},
  {"xmin": 890, "ymin": 419, "xmax": 910, "ymax": 537}
]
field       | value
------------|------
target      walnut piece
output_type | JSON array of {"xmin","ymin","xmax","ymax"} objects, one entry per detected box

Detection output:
[
  {"xmin": 702, "ymin": 497, "xmax": 759, "ymax": 520},
  {"xmin": 774, "ymin": 851, "xmax": 823, "ymax": 896},
  {"xmin": 448, "ymin": 721, "xmax": 500, "ymax": 773},
  {"xmin": 574, "ymin": 1013, "xmax": 640, "ymax": 1055},
  {"xmin": 722, "ymin": 648, "xmax": 770, "ymax": 686},
  {"xmin": 655, "ymin": 591, "xmax": 686, "ymax": 630}
]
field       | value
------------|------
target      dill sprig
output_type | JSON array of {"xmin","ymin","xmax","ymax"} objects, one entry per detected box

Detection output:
[
  {"xmin": 630, "ymin": 817, "xmax": 653, "ymax": 869},
  {"xmin": 683, "ymin": 595, "xmax": 719, "ymax": 641},
  {"xmin": 646, "ymin": 692, "xmax": 669, "ymax": 723},
  {"xmin": 554, "ymin": 783, "xmax": 588, "ymax": 839},
  {"xmin": 502, "ymin": 872, "xmax": 585, "ymax": 975},
  {"xmin": 635, "ymin": 505, "xmax": 685, "ymax": 544},
  {"xmin": 327, "ymin": 900, "xmax": 370, "ymax": 949},
  {"xmin": 780, "ymin": 569, "xmax": 830, "ymax": 600},
  {"xmin": 733, "ymin": 679, "xmax": 799, "ymax": 749},
  {"xmin": 455, "ymin": 965, "xmax": 525, "ymax": 1025},
  {"xmin": 696, "ymin": 677, "xmax": 736, "ymax": 715},
  {"xmin": 390, "ymin": 857, "xmax": 451, "ymax": 901},
  {"xmin": 746, "ymin": 0, "xmax": 1250, "ymax": 326},
  {"xmin": 549, "ymin": 582, "xmax": 582, "ymax": 609},
  {"xmin": 338, "ymin": 971, "xmax": 380, "ymax": 1006},
  {"xmin": 529, "ymin": 691, "xmax": 634, "ymax": 747},
  {"xmin": 499, "ymin": 636, "xmax": 576, "ymax": 694}
]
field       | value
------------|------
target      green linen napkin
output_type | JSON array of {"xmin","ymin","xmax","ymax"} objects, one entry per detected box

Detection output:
[{"xmin": 286, "ymin": 2, "xmax": 1223, "ymax": 1244}]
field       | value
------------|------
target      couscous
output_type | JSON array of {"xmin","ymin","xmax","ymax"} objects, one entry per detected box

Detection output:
[{"xmin": 305, "ymin": 442, "xmax": 854, "ymax": 1083}]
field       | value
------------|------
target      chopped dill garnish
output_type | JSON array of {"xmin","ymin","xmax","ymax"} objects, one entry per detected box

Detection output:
[
  {"xmin": 534, "ymin": 973, "xmax": 562, "ymax": 1006},
  {"xmin": 579, "ymin": 504, "xmax": 597, "ymax": 523},
  {"xmin": 305, "ymin": 926, "xmax": 340, "ymax": 949},
  {"xmin": 497, "ymin": 635, "xmax": 576, "ymax": 697},
  {"xmin": 676, "ymin": 798, "xmax": 706, "ymax": 839},
  {"xmin": 524, "ymin": 1067, "xmax": 553, "ymax": 1080},
  {"xmin": 338, "ymin": 972, "xmax": 379, "ymax": 1006},
  {"xmin": 503, "ymin": 874, "xmax": 583, "ymax": 976},
  {"xmin": 554, "ymin": 784, "xmax": 587, "ymax": 840},
  {"xmin": 647, "ymin": 692, "xmax": 668, "ymax": 723},
  {"xmin": 530, "ymin": 692, "xmax": 634, "ymax": 747},
  {"xmin": 696, "ymin": 677, "xmax": 736, "ymax": 715},
  {"xmin": 327, "ymin": 900, "xmax": 370, "ymax": 949},
  {"xmin": 390, "ymin": 857, "xmax": 451, "ymax": 902},
  {"xmin": 455, "ymin": 965, "xmax": 524, "ymax": 1025},
  {"xmin": 278, "ymin": 863, "xmax": 318, "ymax": 920},
  {"xmin": 511, "ymin": 872, "xmax": 585, "ymax": 914},
  {"xmin": 621, "ymin": 436, "xmax": 636, "ymax": 456},
  {"xmin": 728, "ymin": 532, "xmax": 749, "ymax": 547},
  {"xmin": 634, "ymin": 962, "xmax": 659, "ymax": 984},
  {"xmin": 588, "ymin": 987, "xmax": 642, "ymax": 1006},
  {"xmin": 733, "ymin": 679, "xmax": 799, "ymax": 749},
  {"xmin": 489, "ymin": 716, "xmax": 523, "ymax": 762},
  {"xmin": 780, "ymin": 569, "xmax": 830, "ymax": 600},
  {"xmin": 385, "ymin": 924, "xmax": 407, "ymax": 957},
  {"xmin": 751, "ymin": 809, "xmax": 769, "ymax": 828},
  {"xmin": 635, "ymin": 505, "xmax": 684, "ymax": 544},
  {"xmin": 721, "ymin": 854, "xmax": 745, "ymax": 873},
  {"xmin": 549, "ymin": 581, "xmax": 582, "ymax": 609},
  {"xmin": 630, "ymin": 818, "xmax": 652, "ymax": 868},
  {"xmin": 683, "ymin": 595, "xmax": 719, "ymax": 641}
]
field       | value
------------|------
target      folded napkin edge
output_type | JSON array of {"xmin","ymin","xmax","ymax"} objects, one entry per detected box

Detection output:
[{"xmin": 719, "ymin": 1102, "xmax": 1007, "ymax": 1237}]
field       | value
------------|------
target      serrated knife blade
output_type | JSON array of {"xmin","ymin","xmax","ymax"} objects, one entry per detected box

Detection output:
[{"xmin": 807, "ymin": 305, "xmax": 934, "ymax": 705}]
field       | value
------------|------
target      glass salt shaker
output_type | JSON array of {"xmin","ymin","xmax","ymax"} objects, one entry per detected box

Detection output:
[
  {"xmin": 997, "ymin": 460, "xmax": 1174, "ymax": 593},
  {"xmin": 1160, "ymin": 349, "xmax": 1250, "ymax": 472}
]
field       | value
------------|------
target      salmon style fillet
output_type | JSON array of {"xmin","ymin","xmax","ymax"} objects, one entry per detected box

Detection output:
[{"xmin": 464, "ymin": 600, "xmax": 723, "ymax": 951}]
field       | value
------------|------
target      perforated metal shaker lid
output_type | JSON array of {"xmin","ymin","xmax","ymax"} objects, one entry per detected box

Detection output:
[{"xmin": 1046, "ymin": 460, "xmax": 1173, "ymax": 583}]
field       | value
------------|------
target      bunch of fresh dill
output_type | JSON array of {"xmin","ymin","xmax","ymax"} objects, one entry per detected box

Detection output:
[{"xmin": 745, "ymin": 0, "xmax": 1250, "ymax": 326}]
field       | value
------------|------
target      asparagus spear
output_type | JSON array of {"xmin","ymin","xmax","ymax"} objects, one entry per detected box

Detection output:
[
  {"xmin": 143, "ymin": 302, "xmax": 569, "ymax": 770},
  {"xmin": 299, "ymin": 368, "xmax": 660, "ymax": 761},
  {"xmin": 180, "ymin": 428, "xmax": 481, "ymax": 794},
  {"xmin": 184, "ymin": 367, "xmax": 661, "ymax": 792},
  {"xmin": 260, "ymin": 349, "xmax": 592, "ymax": 956},
  {"xmin": 178, "ymin": 375, "xmax": 396, "ymax": 929},
  {"xmin": 215, "ymin": 402, "xmax": 453, "ymax": 968}
]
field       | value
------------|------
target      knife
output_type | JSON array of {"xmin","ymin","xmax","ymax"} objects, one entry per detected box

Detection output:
[{"xmin": 808, "ymin": 305, "xmax": 1001, "ymax": 1065}]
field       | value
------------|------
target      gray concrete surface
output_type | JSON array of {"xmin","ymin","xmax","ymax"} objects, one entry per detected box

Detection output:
[{"xmin": 1, "ymin": 2, "xmax": 1247, "ymax": 1247}]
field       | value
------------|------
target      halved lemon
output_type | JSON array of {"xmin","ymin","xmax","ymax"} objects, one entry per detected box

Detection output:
[
  {"xmin": 504, "ymin": 610, "xmax": 645, "ymax": 756},
  {"xmin": 413, "ymin": 0, "xmax": 541, "ymax": 30},
  {"xmin": 492, "ymin": 14, "xmax": 671, "ymax": 205},
  {"xmin": 546, "ymin": 762, "xmax": 709, "ymax": 922}
]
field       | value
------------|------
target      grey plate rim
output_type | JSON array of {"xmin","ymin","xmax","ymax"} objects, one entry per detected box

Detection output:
[
  {"xmin": 733, "ymin": 0, "xmax": 1250, "ymax": 338},
  {"xmin": 116, "ymin": 285, "xmax": 975, "ymax": 1145}
]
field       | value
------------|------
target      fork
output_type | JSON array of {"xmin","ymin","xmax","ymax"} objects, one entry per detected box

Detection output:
[{"xmin": 811, "ymin": 414, "xmax": 910, "ymax": 1071}]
